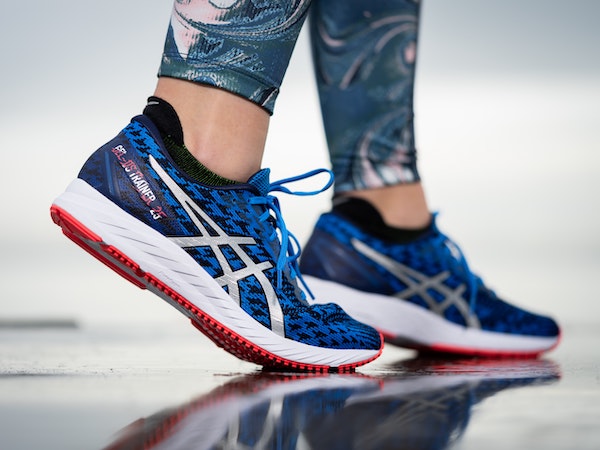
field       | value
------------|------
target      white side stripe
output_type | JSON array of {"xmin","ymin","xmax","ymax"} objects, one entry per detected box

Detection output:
[
  {"xmin": 351, "ymin": 238, "xmax": 480, "ymax": 328},
  {"xmin": 149, "ymin": 155, "xmax": 285, "ymax": 336}
]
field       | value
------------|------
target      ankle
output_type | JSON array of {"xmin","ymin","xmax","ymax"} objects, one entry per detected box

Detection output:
[
  {"xmin": 341, "ymin": 183, "xmax": 431, "ymax": 229},
  {"xmin": 333, "ymin": 197, "xmax": 432, "ymax": 243},
  {"xmin": 153, "ymin": 77, "xmax": 269, "ymax": 182},
  {"xmin": 143, "ymin": 97, "xmax": 237, "ymax": 186}
]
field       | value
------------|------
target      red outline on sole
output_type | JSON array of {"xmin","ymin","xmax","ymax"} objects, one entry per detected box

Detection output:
[
  {"xmin": 50, "ymin": 205, "xmax": 382, "ymax": 372},
  {"xmin": 382, "ymin": 329, "xmax": 561, "ymax": 359}
]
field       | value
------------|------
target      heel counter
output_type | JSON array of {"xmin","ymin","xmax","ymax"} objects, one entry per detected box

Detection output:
[
  {"xmin": 301, "ymin": 224, "xmax": 389, "ymax": 293},
  {"xmin": 76, "ymin": 124, "xmax": 166, "ymax": 226},
  {"xmin": 77, "ymin": 134, "xmax": 129, "ymax": 199}
]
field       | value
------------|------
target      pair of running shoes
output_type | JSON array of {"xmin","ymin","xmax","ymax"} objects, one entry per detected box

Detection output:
[{"xmin": 50, "ymin": 104, "xmax": 560, "ymax": 372}]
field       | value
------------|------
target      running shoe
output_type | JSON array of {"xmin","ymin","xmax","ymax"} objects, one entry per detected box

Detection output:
[
  {"xmin": 50, "ymin": 113, "xmax": 382, "ymax": 372},
  {"xmin": 102, "ymin": 359, "xmax": 559, "ymax": 450},
  {"xmin": 300, "ymin": 199, "xmax": 560, "ymax": 357},
  {"xmin": 103, "ymin": 373, "xmax": 377, "ymax": 450}
]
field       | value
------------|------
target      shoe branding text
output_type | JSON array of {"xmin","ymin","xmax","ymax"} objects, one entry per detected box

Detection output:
[{"xmin": 111, "ymin": 145, "xmax": 166, "ymax": 220}]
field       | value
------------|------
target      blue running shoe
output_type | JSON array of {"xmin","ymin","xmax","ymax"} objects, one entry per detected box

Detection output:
[
  {"xmin": 103, "ymin": 359, "xmax": 559, "ymax": 450},
  {"xmin": 50, "ymin": 115, "xmax": 382, "ymax": 372},
  {"xmin": 300, "ymin": 199, "xmax": 560, "ymax": 357},
  {"xmin": 103, "ymin": 373, "xmax": 378, "ymax": 450}
]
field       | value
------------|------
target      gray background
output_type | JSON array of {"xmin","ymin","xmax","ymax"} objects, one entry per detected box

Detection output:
[
  {"xmin": 1, "ymin": 0, "xmax": 598, "ymax": 325},
  {"xmin": 0, "ymin": 2, "xmax": 599, "ymax": 448}
]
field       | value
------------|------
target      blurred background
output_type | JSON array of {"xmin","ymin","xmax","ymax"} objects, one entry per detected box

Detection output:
[
  {"xmin": 1, "ymin": 0, "xmax": 597, "ymax": 327},
  {"xmin": 1, "ymin": 1, "xmax": 599, "ymax": 449}
]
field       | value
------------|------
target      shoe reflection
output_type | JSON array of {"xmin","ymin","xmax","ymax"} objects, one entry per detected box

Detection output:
[{"xmin": 103, "ymin": 358, "xmax": 560, "ymax": 450}]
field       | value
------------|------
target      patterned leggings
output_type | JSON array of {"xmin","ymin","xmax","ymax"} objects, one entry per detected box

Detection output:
[{"xmin": 160, "ymin": 0, "xmax": 420, "ymax": 193}]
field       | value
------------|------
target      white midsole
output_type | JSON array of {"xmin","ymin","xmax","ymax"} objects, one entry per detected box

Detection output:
[
  {"xmin": 304, "ymin": 275, "xmax": 557, "ymax": 353},
  {"xmin": 53, "ymin": 179, "xmax": 379, "ymax": 366}
]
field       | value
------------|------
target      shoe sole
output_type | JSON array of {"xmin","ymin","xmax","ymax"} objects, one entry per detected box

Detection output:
[
  {"xmin": 50, "ymin": 179, "xmax": 382, "ymax": 372},
  {"xmin": 304, "ymin": 276, "xmax": 560, "ymax": 358}
]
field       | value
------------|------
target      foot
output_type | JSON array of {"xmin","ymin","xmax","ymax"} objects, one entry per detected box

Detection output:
[
  {"xmin": 50, "ymin": 109, "xmax": 382, "ymax": 372},
  {"xmin": 299, "ymin": 198, "xmax": 560, "ymax": 357}
]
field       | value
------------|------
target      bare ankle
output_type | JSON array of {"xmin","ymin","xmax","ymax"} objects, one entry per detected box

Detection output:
[
  {"xmin": 153, "ymin": 77, "xmax": 269, "ymax": 182},
  {"xmin": 342, "ymin": 183, "xmax": 431, "ymax": 229}
]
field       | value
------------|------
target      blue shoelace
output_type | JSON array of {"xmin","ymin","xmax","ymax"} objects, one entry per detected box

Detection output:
[{"xmin": 249, "ymin": 168, "xmax": 334, "ymax": 299}]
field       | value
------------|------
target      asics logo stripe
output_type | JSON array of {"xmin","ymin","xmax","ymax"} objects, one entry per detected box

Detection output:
[
  {"xmin": 350, "ymin": 238, "xmax": 480, "ymax": 328},
  {"xmin": 149, "ymin": 155, "xmax": 286, "ymax": 336}
]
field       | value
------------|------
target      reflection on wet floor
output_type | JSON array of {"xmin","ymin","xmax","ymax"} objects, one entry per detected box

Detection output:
[
  {"xmin": 1, "ymin": 319, "xmax": 599, "ymax": 450},
  {"xmin": 1, "ymin": 321, "xmax": 598, "ymax": 450},
  {"xmin": 103, "ymin": 357, "xmax": 560, "ymax": 450}
]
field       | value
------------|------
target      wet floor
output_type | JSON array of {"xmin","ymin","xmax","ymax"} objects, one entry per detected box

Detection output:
[{"xmin": 0, "ymin": 312, "xmax": 598, "ymax": 450}]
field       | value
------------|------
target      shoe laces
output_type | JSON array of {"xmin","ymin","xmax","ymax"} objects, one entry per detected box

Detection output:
[
  {"xmin": 249, "ymin": 168, "xmax": 334, "ymax": 299},
  {"xmin": 430, "ymin": 219, "xmax": 483, "ymax": 314}
]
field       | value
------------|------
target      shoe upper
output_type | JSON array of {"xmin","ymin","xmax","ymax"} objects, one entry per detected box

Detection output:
[
  {"xmin": 300, "ymin": 211, "xmax": 560, "ymax": 338},
  {"xmin": 77, "ymin": 115, "xmax": 381, "ymax": 351}
]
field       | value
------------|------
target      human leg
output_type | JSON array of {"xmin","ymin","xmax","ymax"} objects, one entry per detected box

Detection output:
[
  {"xmin": 50, "ymin": 0, "xmax": 382, "ymax": 371},
  {"xmin": 308, "ymin": 0, "xmax": 427, "ymax": 228},
  {"xmin": 152, "ymin": 0, "xmax": 310, "ymax": 182},
  {"xmin": 153, "ymin": 78, "xmax": 268, "ymax": 183},
  {"xmin": 301, "ymin": 0, "xmax": 560, "ymax": 356}
]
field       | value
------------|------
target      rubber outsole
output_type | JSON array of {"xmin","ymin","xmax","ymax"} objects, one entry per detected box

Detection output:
[
  {"xmin": 50, "ymin": 205, "xmax": 382, "ymax": 372},
  {"xmin": 383, "ymin": 332, "xmax": 561, "ymax": 359}
]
